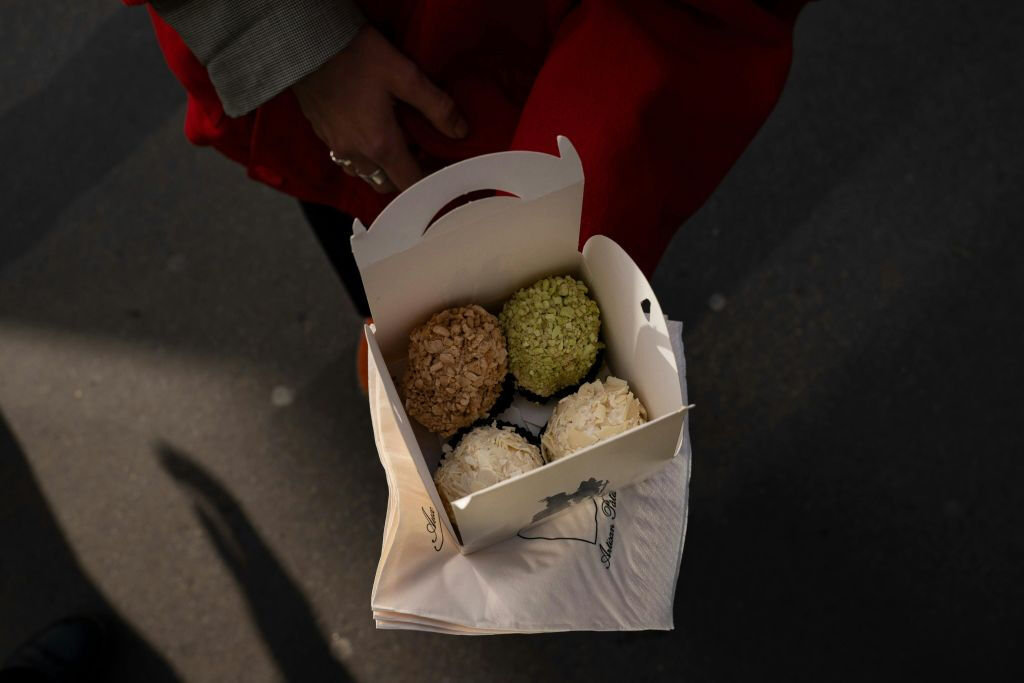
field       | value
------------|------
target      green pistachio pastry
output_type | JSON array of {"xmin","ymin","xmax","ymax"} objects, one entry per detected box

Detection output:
[{"xmin": 498, "ymin": 275, "xmax": 601, "ymax": 397}]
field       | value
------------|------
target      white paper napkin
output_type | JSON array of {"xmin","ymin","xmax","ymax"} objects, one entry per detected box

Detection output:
[{"xmin": 369, "ymin": 321, "xmax": 692, "ymax": 634}]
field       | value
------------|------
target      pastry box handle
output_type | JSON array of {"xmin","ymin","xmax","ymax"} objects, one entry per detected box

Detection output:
[{"xmin": 351, "ymin": 136, "xmax": 583, "ymax": 267}]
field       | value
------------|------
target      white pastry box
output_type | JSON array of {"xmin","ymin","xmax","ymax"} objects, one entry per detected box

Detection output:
[{"xmin": 352, "ymin": 137, "xmax": 689, "ymax": 553}]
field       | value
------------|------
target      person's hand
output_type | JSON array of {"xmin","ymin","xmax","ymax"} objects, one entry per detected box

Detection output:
[{"xmin": 292, "ymin": 25, "xmax": 468, "ymax": 194}]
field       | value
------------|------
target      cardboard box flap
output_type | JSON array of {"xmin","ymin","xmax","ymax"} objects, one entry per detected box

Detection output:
[
  {"xmin": 452, "ymin": 408, "xmax": 687, "ymax": 553},
  {"xmin": 363, "ymin": 324, "xmax": 460, "ymax": 544},
  {"xmin": 352, "ymin": 136, "xmax": 583, "ymax": 268},
  {"xmin": 582, "ymin": 235, "xmax": 683, "ymax": 421}
]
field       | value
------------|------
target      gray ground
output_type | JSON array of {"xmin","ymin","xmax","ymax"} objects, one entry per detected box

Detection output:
[{"xmin": 2, "ymin": 1, "xmax": 1022, "ymax": 681}]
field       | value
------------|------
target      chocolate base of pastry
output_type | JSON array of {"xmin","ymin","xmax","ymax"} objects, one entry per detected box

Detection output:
[
  {"xmin": 516, "ymin": 347, "xmax": 606, "ymax": 404},
  {"xmin": 444, "ymin": 416, "xmax": 541, "ymax": 451},
  {"xmin": 489, "ymin": 373, "xmax": 517, "ymax": 423}
]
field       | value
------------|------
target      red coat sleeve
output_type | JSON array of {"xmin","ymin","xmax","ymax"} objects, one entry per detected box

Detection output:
[{"xmin": 510, "ymin": 0, "xmax": 804, "ymax": 275}]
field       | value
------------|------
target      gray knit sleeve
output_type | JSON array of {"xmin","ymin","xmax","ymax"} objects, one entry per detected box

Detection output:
[{"xmin": 151, "ymin": 0, "xmax": 365, "ymax": 117}]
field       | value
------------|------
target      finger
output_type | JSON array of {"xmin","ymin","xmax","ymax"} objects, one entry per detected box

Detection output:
[
  {"xmin": 333, "ymin": 151, "xmax": 396, "ymax": 193},
  {"xmin": 363, "ymin": 170, "xmax": 397, "ymax": 194},
  {"xmin": 363, "ymin": 117, "xmax": 422, "ymax": 191},
  {"xmin": 346, "ymin": 153, "xmax": 397, "ymax": 194},
  {"xmin": 329, "ymin": 150, "xmax": 360, "ymax": 176},
  {"xmin": 338, "ymin": 152, "xmax": 376, "ymax": 176},
  {"xmin": 330, "ymin": 151, "xmax": 386, "ymax": 190},
  {"xmin": 390, "ymin": 63, "xmax": 468, "ymax": 139},
  {"xmin": 354, "ymin": 166, "xmax": 396, "ymax": 194}
]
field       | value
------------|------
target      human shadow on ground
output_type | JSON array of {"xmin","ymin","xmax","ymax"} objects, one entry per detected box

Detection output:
[
  {"xmin": 0, "ymin": 413, "xmax": 180, "ymax": 682},
  {"xmin": 157, "ymin": 443, "xmax": 354, "ymax": 683}
]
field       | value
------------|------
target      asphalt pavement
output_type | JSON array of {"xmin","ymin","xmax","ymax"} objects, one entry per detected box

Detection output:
[{"xmin": 1, "ymin": 1, "xmax": 1022, "ymax": 681}]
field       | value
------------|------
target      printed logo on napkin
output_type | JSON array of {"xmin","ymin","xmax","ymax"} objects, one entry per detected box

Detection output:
[
  {"xmin": 532, "ymin": 477, "xmax": 608, "ymax": 524},
  {"xmin": 518, "ymin": 478, "xmax": 619, "ymax": 570},
  {"xmin": 598, "ymin": 491, "xmax": 617, "ymax": 570},
  {"xmin": 420, "ymin": 506, "xmax": 444, "ymax": 551}
]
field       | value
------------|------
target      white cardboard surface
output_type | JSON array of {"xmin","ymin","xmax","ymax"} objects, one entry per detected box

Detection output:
[
  {"xmin": 353, "ymin": 137, "xmax": 686, "ymax": 553},
  {"xmin": 369, "ymin": 320, "xmax": 693, "ymax": 634}
]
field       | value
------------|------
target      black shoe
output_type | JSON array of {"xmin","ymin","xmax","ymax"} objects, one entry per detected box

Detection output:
[{"xmin": 2, "ymin": 617, "xmax": 109, "ymax": 683}]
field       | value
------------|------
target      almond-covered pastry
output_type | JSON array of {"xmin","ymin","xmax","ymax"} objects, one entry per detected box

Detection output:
[
  {"xmin": 541, "ymin": 377, "xmax": 648, "ymax": 461},
  {"xmin": 403, "ymin": 305, "xmax": 508, "ymax": 436},
  {"xmin": 434, "ymin": 423, "xmax": 544, "ymax": 516}
]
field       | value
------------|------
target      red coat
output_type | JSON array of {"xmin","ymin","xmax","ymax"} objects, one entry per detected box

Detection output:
[{"xmin": 130, "ymin": 0, "xmax": 804, "ymax": 275}]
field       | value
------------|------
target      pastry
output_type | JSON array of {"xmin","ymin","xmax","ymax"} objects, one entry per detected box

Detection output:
[
  {"xmin": 499, "ymin": 275, "xmax": 601, "ymax": 398},
  {"xmin": 403, "ymin": 305, "xmax": 507, "ymax": 436},
  {"xmin": 434, "ymin": 423, "xmax": 544, "ymax": 514},
  {"xmin": 541, "ymin": 376, "xmax": 648, "ymax": 461}
]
